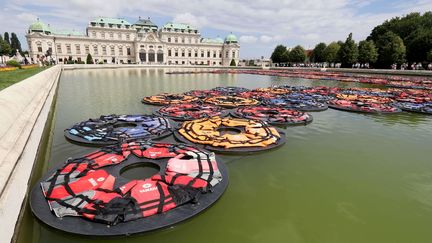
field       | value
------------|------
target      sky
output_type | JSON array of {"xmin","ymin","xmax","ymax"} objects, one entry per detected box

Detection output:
[{"xmin": 0, "ymin": 0, "xmax": 431, "ymax": 59}]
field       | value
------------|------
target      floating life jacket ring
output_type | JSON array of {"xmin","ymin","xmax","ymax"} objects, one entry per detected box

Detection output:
[
  {"xmin": 204, "ymin": 96, "xmax": 259, "ymax": 108},
  {"xmin": 142, "ymin": 93, "xmax": 198, "ymax": 106},
  {"xmin": 211, "ymin": 86, "xmax": 249, "ymax": 95},
  {"xmin": 65, "ymin": 115, "xmax": 172, "ymax": 145},
  {"xmin": 238, "ymin": 90, "xmax": 279, "ymax": 100},
  {"xmin": 254, "ymin": 87, "xmax": 291, "ymax": 94},
  {"xmin": 184, "ymin": 90, "xmax": 222, "ymax": 99},
  {"xmin": 396, "ymin": 102, "xmax": 432, "ymax": 115},
  {"xmin": 174, "ymin": 116, "xmax": 285, "ymax": 153},
  {"xmin": 262, "ymin": 97, "xmax": 328, "ymax": 112},
  {"xmin": 155, "ymin": 103, "xmax": 228, "ymax": 120},
  {"xmin": 232, "ymin": 106, "xmax": 313, "ymax": 126},
  {"xmin": 31, "ymin": 141, "xmax": 227, "ymax": 236},
  {"xmin": 328, "ymin": 99, "xmax": 401, "ymax": 113}
]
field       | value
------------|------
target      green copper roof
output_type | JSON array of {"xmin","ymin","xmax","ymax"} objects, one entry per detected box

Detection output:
[
  {"xmin": 163, "ymin": 22, "xmax": 197, "ymax": 31},
  {"xmin": 91, "ymin": 17, "xmax": 131, "ymax": 26},
  {"xmin": 52, "ymin": 29, "xmax": 85, "ymax": 36},
  {"xmin": 201, "ymin": 37, "xmax": 224, "ymax": 44},
  {"xmin": 29, "ymin": 19, "xmax": 51, "ymax": 33},
  {"xmin": 225, "ymin": 33, "xmax": 238, "ymax": 43},
  {"xmin": 134, "ymin": 17, "xmax": 158, "ymax": 27}
]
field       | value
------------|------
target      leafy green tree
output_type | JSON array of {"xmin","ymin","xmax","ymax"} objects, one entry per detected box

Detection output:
[
  {"xmin": 86, "ymin": 53, "xmax": 94, "ymax": 64},
  {"xmin": 288, "ymin": 45, "xmax": 306, "ymax": 63},
  {"xmin": 3, "ymin": 32, "xmax": 10, "ymax": 45},
  {"xmin": 427, "ymin": 49, "xmax": 432, "ymax": 62},
  {"xmin": 311, "ymin": 43, "xmax": 327, "ymax": 62},
  {"xmin": 368, "ymin": 11, "xmax": 432, "ymax": 63},
  {"xmin": 230, "ymin": 59, "xmax": 236, "ymax": 66},
  {"xmin": 376, "ymin": 31, "xmax": 406, "ymax": 67},
  {"xmin": 339, "ymin": 33, "xmax": 358, "ymax": 67},
  {"xmin": 404, "ymin": 28, "xmax": 432, "ymax": 62},
  {"xmin": 323, "ymin": 42, "xmax": 341, "ymax": 63},
  {"xmin": 270, "ymin": 45, "xmax": 288, "ymax": 64},
  {"xmin": 0, "ymin": 35, "xmax": 12, "ymax": 63},
  {"xmin": 10, "ymin": 33, "xmax": 22, "ymax": 54},
  {"xmin": 358, "ymin": 40, "xmax": 378, "ymax": 64}
]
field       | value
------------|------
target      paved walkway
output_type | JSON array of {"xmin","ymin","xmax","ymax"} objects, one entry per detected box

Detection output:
[{"xmin": 0, "ymin": 66, "xmax": 61, "ymax": 242}]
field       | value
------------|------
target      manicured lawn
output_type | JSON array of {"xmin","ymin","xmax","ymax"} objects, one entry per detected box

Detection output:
[{"xmin": 0, "ymin": 67, "xmax": 48, "ymax": 91}]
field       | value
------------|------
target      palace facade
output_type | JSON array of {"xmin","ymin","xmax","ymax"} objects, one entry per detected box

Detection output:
[{"xmin": 26, "ymin": 17, "xmax": 240, "ymax": 66}]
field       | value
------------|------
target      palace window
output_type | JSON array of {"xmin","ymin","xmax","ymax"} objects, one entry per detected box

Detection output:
[
  {"xmin": 182, "ymin": 38, "xmax": 185, "ymax": 43},
  {"xmin": 111, "ymin": 46, "xmax": 115, "ymax": 55},
  {"xmin": 56, "ymin": 44, "xmax": 62, "ymax": 54},
  {"xmin": 37, "ymin": 43, "xmax": 42, "ymax": 53},
  {"xmin": 232, "ymin": 51, "xmax": 236, "ymax": 58},
  {"xmin": 101, "ymin": 32, "xmax": 105, "ymax": 38},
  {"xmin": 102, "ymin": 46, "xmax": 107, "ymax": 55},
  {"xmin": 127, "ymin": 47, "xmax": 131, "ymax": 55},
  {"xmin": 181, "ymin": 51, "xmax": 185, "ymax": 57},
  {"xmin": 201, "ymin": 51, "xmax": 204, "ymax": 58},
  {"xmin": 225, "ymin": 51, "xmax": 229, "ymax": 58},
  {"xmin": 119, "ymin": 46, "xmax": 123, "ymax": 55},
  {"xmin": 194, "ymin": 51, "xmax": 198, "ymax": 57},
  {"xmin": 188, "ymin": 50, "xmax": 191, "ymax": 57},
  {"xmin": 66, "ymin": 44, "xmax": 71, "ymax": 54},
  {"xmin": 168, "ymin": 50, "xmax": 172, "ymax": 57},
  {"xmin": 175, "ymin": 51, "xmax": 178, "ymax": 57},
  {"xmin": 126, "ymin": 34, "xmax": 130, "ymax": 40},
  {"xmin": 174, "ymin": 37, "xmax": 178, "ymax": 43},
  {"xmin": 167, "ymin": 37, "xmax": 171, "ymax": 42},
  {"xmin": 93, "ymin": 45, "xmax": 98, "ymax": 55},
  {"xmin": 75, "ymin": 44, "xmax": 81, "ymax": 54},
  {"xmin": 207, "ymin": 51, "xmax": 210, "ymax": 58},
  {"xmin": 109, "ymin": 32, "xmax": 113, "ymax": 38},
  {"xmin": 92, "ymin": 31, "xmax": 96, "ymax": 37},
  {"xmin": 219, "ymin": 52, "xmax": 222, "ymax": 58},
  {"xmin": 85, "ymin": 45, "xmax": 90, "ymax": 54},
  {"xmin": 213, "ymin": 51, "xmax": 216, "ymax": 58},
  {"xmin": 109, "ymin": 24, "xmax": 113, "ymax": 28},
  {"xmin": 118, "ymin": 33, "xmax": 122, "ymax": 39}
]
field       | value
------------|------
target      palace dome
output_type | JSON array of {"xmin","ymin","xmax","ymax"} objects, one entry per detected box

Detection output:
[
  {"xmin": 29, "ymin": 19, "xmax": 51, "ymax": 34},
  {"xmin": 224, "ymin": 34, "xmax": 238, "ymax": 43}
]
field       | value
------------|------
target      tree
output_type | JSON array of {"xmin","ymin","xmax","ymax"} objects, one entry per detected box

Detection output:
[
  {"xmin": 404, "ymin": 28, "xmax": 432, "ymax": 62},
  {"xmin": 4, "ymin": 32, "xmax": 10, "ymax": 45},
  {"xmin": 368, "ymin": 11, "xmax": 432, "ymax": 63},
  {"xmin": 288, "ymin": 45, "xmax": 306, "ymax": 63},
  {"xmin": 10, "ymin": 33, "xmax": 22, "ymax": 54},
  {"xmin": 376, "ymin": 31, "xmax": 406, "ymax": 67},
  {"xmin": 86, "ymin": 53, "xmax": 94, "ymax": 64},
  {"xmin": 271, "ymin": 45, "xmax": 288, "ymax": 64},
  {"xmin": 230, "ymin": 59, "xmax": 236, "ymax": 66},
  {"xmin": 427, "ymin": 49, "xmax": 432, "ymax": 62},
  {"xmin": 339, "ymin": 33, "xmax": 358, "ymax": 67},
  {"xmin": 358, "ymin": 40, "xmax": 378, "ymax": 64},
  {"xmin": 0, "ymin": 35, "xmax": 12, "ymax": 63},
  {"xmin": 323, "ymin": 42, "xmax": 341, "ymax": 63},
  {"xmin": 311, "ymin": 43, "xmax": 327, "ymax": 62}
]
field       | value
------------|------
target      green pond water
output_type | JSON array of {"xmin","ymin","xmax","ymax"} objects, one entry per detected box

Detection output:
[{"xmin": 16, "ymin": 68, "xmax": 432, "ymax": 243}]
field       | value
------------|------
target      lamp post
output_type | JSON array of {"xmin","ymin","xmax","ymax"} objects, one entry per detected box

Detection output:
[{"xmin": 53, "ymin": 36, "xmax": 58, "ymax": 64}]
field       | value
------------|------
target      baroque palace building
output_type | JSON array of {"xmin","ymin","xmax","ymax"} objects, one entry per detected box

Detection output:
[{"xmin": 26, "ymin": 17, "xmax": 240, "ymax": 66}]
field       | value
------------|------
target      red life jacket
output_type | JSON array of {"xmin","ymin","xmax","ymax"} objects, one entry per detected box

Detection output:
[{"xmin": 120, "ymin": 179, "xmax": 177, "ymax": 221}]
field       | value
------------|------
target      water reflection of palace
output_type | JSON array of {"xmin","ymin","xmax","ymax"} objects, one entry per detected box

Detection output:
[{"xmin": 26, "ymin": 17, "xmax": 240, "ymax": 66}]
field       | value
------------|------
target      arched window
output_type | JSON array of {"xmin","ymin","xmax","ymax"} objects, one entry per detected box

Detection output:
[
  {"xmin": 157, "ymin": 50, "xmax": 164, "ymax": 63},
  {"xmin": 148, "ymin": 49, "xmax": 155, "ymax": 62},
  {"xmin": 139, "ymin": 49, "xmax": 146, "ymax": 62}
]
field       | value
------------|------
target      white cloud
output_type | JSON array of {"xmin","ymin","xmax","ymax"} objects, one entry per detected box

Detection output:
[
  {"xmin": 172, "ymin": 12, "xmax": 208, "ymax": 28},
  {"xmin": 239, "ymin": 35, "xmax": 258, "ymax": 43}
]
